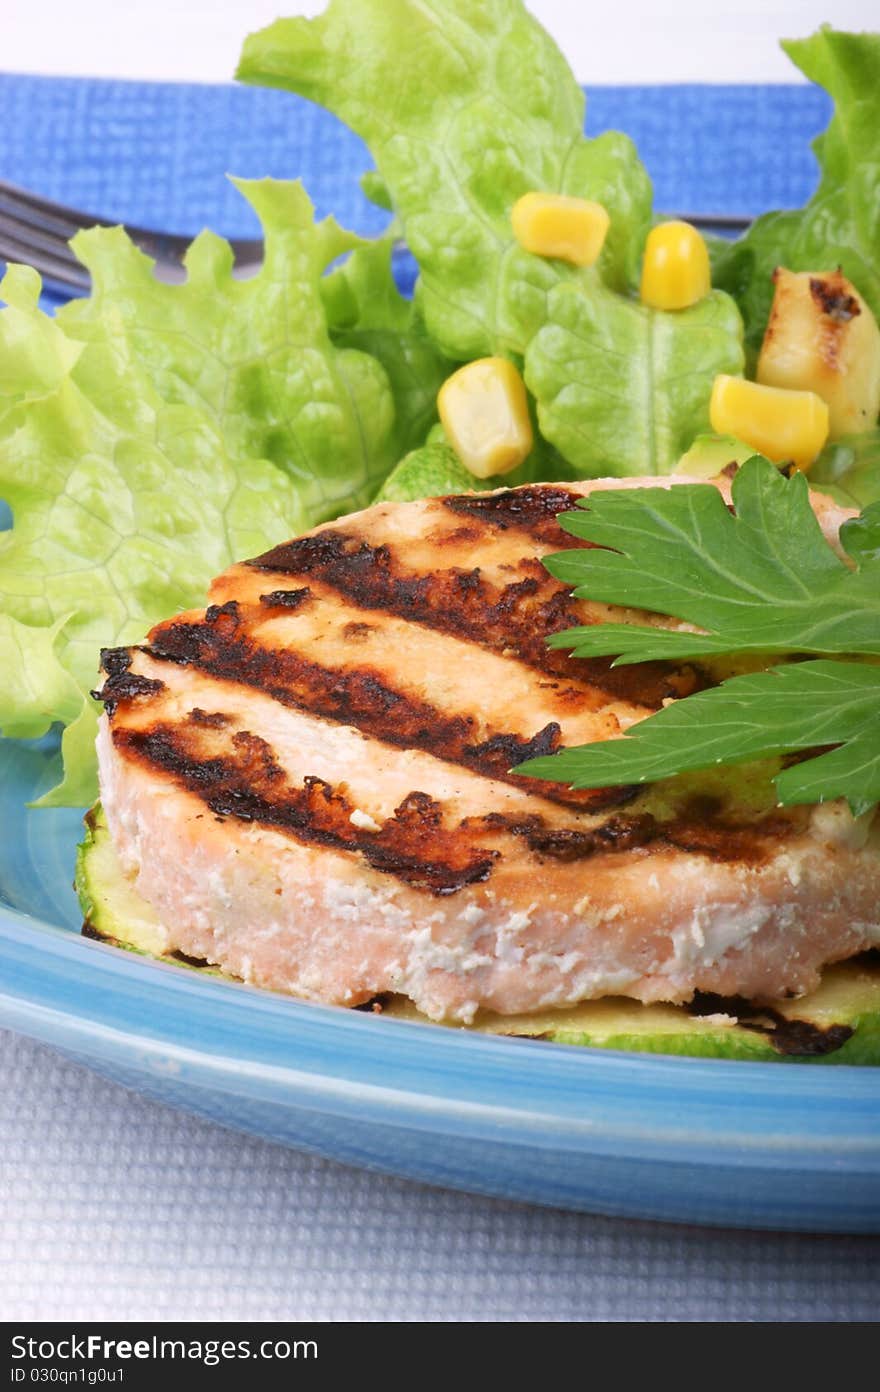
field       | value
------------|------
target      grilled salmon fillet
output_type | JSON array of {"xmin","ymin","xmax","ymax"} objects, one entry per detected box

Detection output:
[{"xmin": 94, "ymin": 476, "xmax": 880, "ymax": 1022}]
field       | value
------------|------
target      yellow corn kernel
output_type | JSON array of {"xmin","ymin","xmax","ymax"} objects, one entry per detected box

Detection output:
[
  {"xmin": 640, "ymin": 220, "xmax": 711, "ymax": 311},
  {"xmin": 709, "ymin": 375, "xmax": 829, "ymax": 472},
  {"xmin": 511, "ymin": 192, "xmax": 610, "ymax": 267},
  {"xmin": 438, "ymin": 358, "xmax": 533, "ymax": 480}
]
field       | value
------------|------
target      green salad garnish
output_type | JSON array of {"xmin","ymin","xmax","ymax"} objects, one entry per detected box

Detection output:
[{"xmin": 518, "ymin": 458, "xmax": 880, "ymax": 816}]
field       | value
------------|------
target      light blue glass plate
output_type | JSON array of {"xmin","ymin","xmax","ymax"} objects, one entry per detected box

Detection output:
[{"xmin": 1, "ymin": 731, "xmax": 878, "ymax": 1234}]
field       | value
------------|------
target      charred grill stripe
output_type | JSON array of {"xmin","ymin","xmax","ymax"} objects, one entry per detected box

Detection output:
[
  {"xmin": 247, "ymin": 529, "xmax": 699, "ymax": 709},
  {"xmin": 94, "ymin": 646, "xmax": 168, "ymax": 719},
  {"xmin": 143, "ymin": 612, "xmax": 627, "ymax": 812},
  {"xmin": 99, "ymin": 647, "xmax": 135, "ymax": 678},
  {"xmin": 92, "ymin": 669, "xmax": 166, "ymax": 716},
  {"xmin": 116, "ymin": 718, "xmax": 784, "ymax": 879},
  {"xmin": 809, "ymin": 276, "xmax": 860, "ymax": 323},
  {"xmin": 115, "ymin": 724, "xmax": 498, "ymax": 896},
  {"xmin": 189, "ymin": 708, "xmax": 231, "ymax": 729},
  {"xmin": 259, "ymin": 587, "xmax": 312, "ymax": 610},
  {"xmin": 472, "ymin": 808, "xmax": 791, "ymax": 866},
  {"xmin": 442, "ymin": 486, "xmax": 586, "ymax": 547}
]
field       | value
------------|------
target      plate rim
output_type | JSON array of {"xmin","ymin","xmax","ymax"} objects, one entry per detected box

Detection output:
[{"xmin": 3, "ymin": 893, "xmax": 879, "ymax": 1169}]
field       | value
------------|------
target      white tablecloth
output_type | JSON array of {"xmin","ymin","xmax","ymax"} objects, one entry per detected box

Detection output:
[
  {"xmin": 2, "ymin": 1029, "xmax": 878, "ymax": 1321},
  {"xmin": 5, "ymin": 0, "xmax": 880, "ymax": 84}
]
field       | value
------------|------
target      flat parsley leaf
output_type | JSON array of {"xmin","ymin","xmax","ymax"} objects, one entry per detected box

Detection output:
[
  {"xmin": 520, "ymin": 660, "xmax": 880, "ymax": 817},
  {"xmin": 517, "ymin": 458, "xmax": 880, "ymax": 814},
  {"xmin": 543, "ymin": 459, "xmax": 880, "ymax": 662}
]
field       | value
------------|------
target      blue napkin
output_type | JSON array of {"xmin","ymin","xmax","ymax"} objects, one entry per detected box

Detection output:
[{"xmin": 0, "ymin": 74, "xmax": 830, "ymax": 241}]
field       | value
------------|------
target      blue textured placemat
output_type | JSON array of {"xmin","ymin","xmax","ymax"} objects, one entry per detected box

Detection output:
[{"xmin": 0, "ymin": 74, "xmax": 830, "ymax": 241}]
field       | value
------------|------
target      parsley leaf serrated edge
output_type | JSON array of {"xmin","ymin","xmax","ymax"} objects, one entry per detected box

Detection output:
[
  {"xmin": 544, "ymin": 459, "xmax": 880, "ymax": 662},
  {"xmin": 516, "ymin": 660, "xmax": 880, "ymax": 816}
]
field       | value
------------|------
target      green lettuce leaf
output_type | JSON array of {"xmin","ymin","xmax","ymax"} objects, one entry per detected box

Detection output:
[
  {"xmin": 524, "ymin": 277, "xmax": 744, "ymax": 476},
  {"xmin": 39, "ymin": 703, "xmax": 102, "ymax": 809},
  {"xmin": 359, "ymin": 170, "xmax": 393, "ymax": 212},
  {"xmin": 0, "ymin": 265, "xmax": 305, "ymax": 803},
  {"xmin": 0, "ymin": 266, "xmax": 84, "ymax": 416},
  {"xmin": 0, "ymin": 615, "xmax": 81, "ymax": 741},
  {"xmin": 60, "ymin": 178, "xmax": 396, "ymax": 522},
  {"xmin": 238, "ymin": 2, "xmax": 744, "ymax": 483},
  {"xmin": 712, "ymin": 28, "xmax": 880, "ymax": 350},
  {"xmin": 238, "ymin": 0, "xmax": 652, "ymax": 360},
  {"xmin": 518, "ymin": 458, "xmax": 880, "ymax": 815},
  {"xmin": 321, "ymin": 234, "xmax": 454, "ymax": 459}
]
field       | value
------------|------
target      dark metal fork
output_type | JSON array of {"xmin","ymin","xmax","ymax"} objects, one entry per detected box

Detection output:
[
  {"xmin": 0, "ymin": 179, "xmax": 264, "ymax": 293},
  {"xmin": 0, "ymin": 177, "xmax": 750, "ymax": 296}
]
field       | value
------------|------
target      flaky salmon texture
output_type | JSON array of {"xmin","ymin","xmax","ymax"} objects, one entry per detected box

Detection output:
[{"xmin": 95, "ymin": 476, "xmax": 880, "ymax": 1023}]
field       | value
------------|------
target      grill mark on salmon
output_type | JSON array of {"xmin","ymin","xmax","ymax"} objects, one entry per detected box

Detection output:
[
  {"xmin": 442, "ymin": 485, "xmax": 585, "ymax": 546},
  {"xmin": 190, "ymin": 707, "xmax": 231, "ymax": 729},
  {"xmin": 474, "ymin": 810, "xmax": 658, "ymax": 860},
  {"xmin": 258, "ymin": 587, "xmax": 313, "ymax": 611},
  {"xmin": 92, "ymin": 648, "xmax": 166, "ymax": 716},
  {"xmin": 476, "ymin": 805, "xmax": 793, "ymax": 867},
  {"xmin": 114, "ymin": 722, "xmax": 499, "ymax": 896},
  {"xmin": 139, "ymin": 603, "xmax": 630, "ymax": 812},
  {"xmin": 248, "ymin": 528, "xmax": 700, "ymax": 709},
  {"xmin": 114, "ymin": 712, "xmax": 791, "ymax": 886}
]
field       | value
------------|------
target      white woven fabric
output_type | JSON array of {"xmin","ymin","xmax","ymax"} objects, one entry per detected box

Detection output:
[
  {"xmin": 5, "ymin": 0, "xmax": 880, "ymax": 83},
  {"xmin": 1, "ymin": 1029, "xmax": 878, "ymax": 1321}
]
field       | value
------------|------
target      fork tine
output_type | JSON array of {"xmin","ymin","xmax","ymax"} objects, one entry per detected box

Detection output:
[
  {"xmin": 0, "ymin": 179, "xmax": 266, "ymax": 278},
  {"xmin": 0, "ymin": 196, "xmax": 193, "ymax": 288},
  {"xmin": 669, "ymin": 211, "xmax": 751, "ymax": 232},
  {"xmin": 0, "ymin": 180, "xmax": 268, "ymax": 268},
  {"xmin": 0, "ymin": 183, "xmax": 95, "ymax": 290},
  {"xmin": 0, "ymin": 179, "xmax": 114, "ymax": 241},
  {"xmin": 0, "ymin": 241, "xmax": 191, "ymax": 292},
  {"xmin": 0, "ymin": 191, "xmax": 187, "ymax": 291},
  {"xmin": 0, "ymin": 205, "xmax": 85, "ymax": 269},
  {"xmin": 0, "ymin": 230, "xmax": 90, "ymax": 291},
  {"xmin": 0, "ymin": 179, "xmax": 196, "ymax": 278}
]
